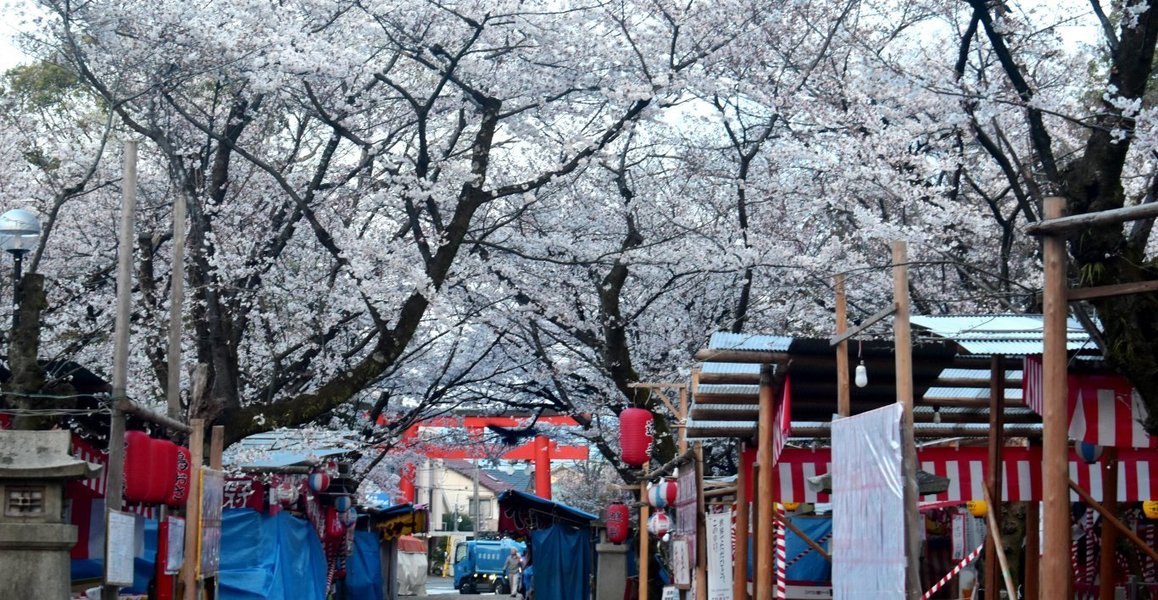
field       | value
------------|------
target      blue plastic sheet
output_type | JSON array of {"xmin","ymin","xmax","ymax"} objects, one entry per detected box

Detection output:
[
  {"xmin": 531, "ymin": 524, "xmax": 590, "ymax": 600},
  {"xmin": 217, "ymin": 509, "xmax": 327, "ymax": 600},
  {"xmin": 784, "ymin": 516, "xmax": 832, "ymax": 583},
  {"xmin": 344, "ymin": 531, "xmax": 384, "ymax": 600}
]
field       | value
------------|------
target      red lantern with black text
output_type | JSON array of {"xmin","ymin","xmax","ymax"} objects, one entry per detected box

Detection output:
[
  {"xmin": 606, "ymin": 503, "xmax": 630, "ymax": 544},
  {"xmin": 619, "ymin": 408, "xmax": 653, "ymax": 466}
]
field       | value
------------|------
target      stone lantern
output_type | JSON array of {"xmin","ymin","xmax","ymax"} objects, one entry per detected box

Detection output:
[{"xmin": 0, "ymin": 430, "xmax": 101, "ymax": 599}]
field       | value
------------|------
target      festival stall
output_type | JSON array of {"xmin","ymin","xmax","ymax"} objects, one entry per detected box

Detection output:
[{"xmin": 497, "ymin": 489, "xmax": 597, "ymax": 600}]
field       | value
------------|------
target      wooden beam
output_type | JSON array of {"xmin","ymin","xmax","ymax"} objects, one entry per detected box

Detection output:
[
  {"xmin": 1041, "ymin": 196, "xmax": 1072, "ymax": 600},
  {"xmin": 985, "ymin": 356, "xmax": 1005, "ymax": 598},
  {"xmin": 115, "ymin": 399, "xmax": 192, "ymax": 433},
  {"xmin": 1024, "ymin": 200, "xmax": 1158, "ymax": 235},
  {"xmin": 694, "ymin": 442, "xmax": 708, "ymax": 600},
  {"xmin": 182, "ymin": 418, "xmax": 205, "ymax": 600},
  {"xmin": 835, "ymin": 274, "xmax": 850, "ymax": 418},
  {"xmin": 1098, "ymin": 449, "xmax": 1119, "ymax": 600},
  {"xmin": 755, "ymin": 366, "xmax": 776, "ymax": 600},
  {"xmin": 771, "ymin": 510, "xmax": 831, "ymax": 562},
  {"xmin": 894, "ymin": 240, "xmax": 921, "ymax": 600},
  {"xmin": 733, "ymin": 442, "xmax": 749, "ymax": 600},
  {"xmin": 693, "ymin": 349, "xmax": 790, "ymax": 363},
  {"xmin": 1066, "ymin": 279, "xmax": 1158, "ymax": 301},
  {"xmin": 829, "ymin": 303, "xmax": 897, "ymax": 346}
]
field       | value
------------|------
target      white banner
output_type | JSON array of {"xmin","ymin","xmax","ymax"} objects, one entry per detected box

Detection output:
[
  {"xmin": 706, "ymin": 511, "xmax": 734, "ymax": 600},
  {"xmin": 831, "ymin": 404, "xmax": 905, "ymax": 599}
]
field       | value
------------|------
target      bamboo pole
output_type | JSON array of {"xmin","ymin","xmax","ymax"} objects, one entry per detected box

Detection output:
[
  {"xmin": 983, "ymin": 487, "xmax": 1018, "ymax": 600},
  {"xmin": 985, "ymin": 355, "xmax": 1005, "ymax": 597},
  {"xmin": 892, "ymin": 240, "xmax": 921, "ymax": 599},
  {"xmin": 1098, "ymin": 449, "xmax": 1118, "ymax": 600},
  {"xmin": 755, "ymin": 365, "xmax": 775, "ymax": 600},
  {"xmin": 1041, "ymin": 196, "xmax": 1071, "ymax": 600},
  {"xmin": 834, "ymin": 274, "xmax": 850, "ymax": 418},
  {"xmin": 734, "ymin": 443, "xmax": 749, "ymax": 600}
]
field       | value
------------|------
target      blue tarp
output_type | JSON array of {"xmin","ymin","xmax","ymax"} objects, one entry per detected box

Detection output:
[
  {"xmin": 531, "ymin": 524, "xmax": 591, "ymax": 600},
  {"xmin": 217, "ymin": 509, "xmax": 328, "ymax": 600},
  {"xmin": 344, "ymin": 530, "xmax": 384, "ymax": 600},
  {"xmin": 783, "ymin": 516, "xmax": 832, "ymax": 583}
]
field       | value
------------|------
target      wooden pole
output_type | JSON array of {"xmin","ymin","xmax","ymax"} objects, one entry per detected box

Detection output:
[
  {"xmin": 679, "ymin": 386, "xmax": 689, "ymax": 455},
  {"xmin": 985, "ymin": 355, "xmax": 1006, "ymax": 597},
  {"xmin": 695, "ymin": 442, "xmax": 708, "ymax": 600},
  {"xmin": 102, "ymin": 140, "xmax": 138, "ymax": 600},
  {"xmin": 834, "ymin": 274, "xmax": 850, "ymax": 418},
  {"xmin": 1098, "ymin": 448, "xmax": 1118, "ymax": 600},
  {"xmin": 182, "ymin": 418, "xmax": 205, "ymax": 600},
  {"xmin": 770, "ymin": 510, "xmax": 830, "ymax": 562},
  {"xmin": 1041, "ymin": 196, "xmax": 1071, "ymax": 600},
  {"xmin": 751, "ymin": 464, "xmax": 760, "ymax": 600},
  {"xmin": 1025, "ymin": 498, "xmax": 1040, "ymax": 600},
  {"xmin": 734, "ymin": 443, "xmax": 749, "ymax": 600},
  {"xmin": 755, "ymin": 365, "xmax": 775, "ymax": 600},
  {"xmin": 892, "ymin": 240, "xmax": 921, "ymax": 599},
  {"xmin": 167, "ymin": 191, "xmax": 186, "ymax": 420},
  {"xmin": 639, "ymin": 465, "xmax": 650, "ymax": 600}
]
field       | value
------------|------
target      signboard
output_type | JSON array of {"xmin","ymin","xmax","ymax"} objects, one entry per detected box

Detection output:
[
  {"xmin": 105, "ymin": 509, "xmax": 136, "ymax": 586},
  {"xmin": 199, "ymin": 468, "xmax": 225, "ymax": 577},
  {"xmin": 831, "ymin": 404, "xmax": 905, "ymax": 599},
  {"xmin": 165, "ymin": 516, "xmax": 185, "ymax": 575},
  {"xmin": 661, "ymin": 586, "xmax": 679, "ymax": 600},
  {"xmin": 223, "ymin": 477, "xmax": 265, "ymax": 510},
  {"xmin": 673, "ymin": 464, "xmax": 698, "ymax": 588},
  {"xmin": 706, "ymin": 511, "xmax": 734, "ymax": 600},
  {"xmin": 951, "ymin": 513, "xmax": 965, "ymax": 561},
  {"xmin": 672, "ymin": 534, "xmax": 691, "ymax": 587}
]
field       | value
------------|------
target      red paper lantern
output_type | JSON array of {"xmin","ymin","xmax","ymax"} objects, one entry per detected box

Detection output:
[
  {"xmin": 124, "ymin": 430, "xmax": 168, "ymax": 504},
  {"xmin": 606, "ymin": 503, "xmax": 630, "ymax": 544},
  {"xmin": 619, "ymin": 408, "xmax": 653, "ymax": 466},
  {"xmin": 162, "ymin": 441, "xmax": 191, "ymax": 506}
]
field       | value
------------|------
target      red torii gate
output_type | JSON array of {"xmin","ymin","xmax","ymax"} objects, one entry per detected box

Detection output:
[{"xmin": 389, "ymin": 415, "xmax": 589, "ymax": 501}]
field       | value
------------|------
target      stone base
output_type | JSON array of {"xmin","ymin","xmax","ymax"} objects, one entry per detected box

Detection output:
[
  {"xmin": 596, "ymin": 542, "xmax": 628, "ymax": 600},
  {"xmin": 0, "ymin": 522, "xmax": 77, "ymax": 599}
]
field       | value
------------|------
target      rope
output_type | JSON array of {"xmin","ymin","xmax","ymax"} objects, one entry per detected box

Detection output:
[{"xmin": 923, "ymin": 542, "xmax": 984, "ymax": 600}]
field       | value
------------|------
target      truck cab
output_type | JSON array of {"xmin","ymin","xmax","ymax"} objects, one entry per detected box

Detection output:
[{"xmin": 453, "ymin": 538, "xmax": 525, "ymax": 594}]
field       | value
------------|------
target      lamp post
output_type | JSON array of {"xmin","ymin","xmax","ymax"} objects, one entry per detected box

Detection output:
[{"xmin": 0, "ymin": 209, "xmax": 42, "ymax": 330}]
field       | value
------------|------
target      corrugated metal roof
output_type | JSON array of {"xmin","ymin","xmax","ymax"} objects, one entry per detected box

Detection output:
[
  {"xmin": 910, "ymin": 314, "xmax": 1095, "ymax": 356},
  {"xmin": 708, "ymin": 331, "xmax": 793, "ymax": 352},
  {"xmin": 696, "ymin": 384, "xmax": 759, "ymax": 396},
  {"xmin": 700, "ymin": 362, "xmax": 761, "ymax": 375}
]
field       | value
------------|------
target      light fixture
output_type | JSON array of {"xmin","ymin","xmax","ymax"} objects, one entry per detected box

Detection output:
[
  {"xmin": 933, "ymin": 406, "xmax": 942, "ymax": 424},
  {"xmin": 854, "ymin": 340, "xmax": 868, "ymax": 388},
  {"xmin": 0, "ymin": 208, "xmax": 41, "ymax": 329}
]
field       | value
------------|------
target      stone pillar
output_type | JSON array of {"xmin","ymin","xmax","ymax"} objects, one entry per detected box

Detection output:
[{"xmin": 596, "ymin": 540, "xmax": 629, "ymax": 600}]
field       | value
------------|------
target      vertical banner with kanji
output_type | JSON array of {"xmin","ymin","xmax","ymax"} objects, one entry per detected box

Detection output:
[{"xmin": 706, "ymin": 511, "xmax": 734, "ymax": 600}]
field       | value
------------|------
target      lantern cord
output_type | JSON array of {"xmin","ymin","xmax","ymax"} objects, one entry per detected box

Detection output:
[{"xmin": 0, "ymin": 391, "xmax": 112, "ymax": 400}]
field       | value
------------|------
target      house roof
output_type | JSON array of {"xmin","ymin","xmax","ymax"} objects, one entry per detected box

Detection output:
[{"xmin": 444, "ymin": 459, "xmax": 523, "ymax": 493}]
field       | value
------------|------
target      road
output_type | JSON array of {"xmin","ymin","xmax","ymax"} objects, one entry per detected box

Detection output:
[{"xmin": 421, "ymin": 575, "xmax": 524, "ymax": 600}]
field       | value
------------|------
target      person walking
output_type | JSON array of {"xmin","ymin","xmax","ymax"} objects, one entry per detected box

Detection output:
[{"xmin": 504, "ymin": 547, "xmax": 522, "ymax": 597}]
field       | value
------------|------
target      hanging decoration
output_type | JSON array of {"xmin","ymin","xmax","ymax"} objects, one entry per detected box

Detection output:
[
  {"xmin": 966, "ymin": 500, "xmax": 988, "ymax": 518},
  {"xmin": 647, "ymin": 479, "xmax": 677, "ymax": 508},
  {"xmin": 308, "ymin": 469, "xmax": 331, "ymax": 493},
  {"xmin": 341, "ymin": 506, "xmax": 358, "ymax": 528},
  {"xmin": 1143, "ymin": 500, "xmax": 1158, "ymax": 520},
  {"xmin": 334, "ymin": 494, "xmax": 352, "ymax": 512},
  {"xmin": 123, "ymin": 430, "xmax": 192, "ymax": 507},
  {"xmin": 647, "ymin": 512, "xmax": 671, "ymax": 538},
  {"xmin": 325, "ymin": 507, "xmax": 346, "ymax": 540},
  {"xmin": 619, "ymin": 408, "xmax": 654, "ymax": 466},
  {"xmin": 606, "ymin": 503, "xmax": 630, "ymax": 544},
  {"xmin": 275, "ymin": 477, "xmax": 301, "ymax": 506},
  {"xmin": 1076, "ymin": 441, "xmax": 1104, "ymax": 464}
]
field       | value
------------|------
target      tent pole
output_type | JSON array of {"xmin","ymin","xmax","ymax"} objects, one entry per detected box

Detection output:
[
  {"xmin": 985, "ymin": 355, "xmax": 1006, "ymax": 597},
  {"xmin": 755, "ymin": 365, "xmax": 775, "ymax": 600},
  {"xmin": 892, "ymin": 240, "xmax": 921, "ymax": 599},
  {"xmin": 734, "ymin": 442, "xmax": 749, "ymax": 600}
]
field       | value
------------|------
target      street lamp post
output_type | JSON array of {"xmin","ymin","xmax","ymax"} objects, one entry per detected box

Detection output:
[{"xmin": 0, "ymin": 209, "xmax": 42, "ymax": 330}]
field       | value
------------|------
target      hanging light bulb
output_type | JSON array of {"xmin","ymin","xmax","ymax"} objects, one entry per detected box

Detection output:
[
  {"xmin": 854, "ymin": 361, "xmax": 868, "ymax": 387},
  {"xmin": 933, "ymin": 406, "xmax": 942, "ymax": 424}
]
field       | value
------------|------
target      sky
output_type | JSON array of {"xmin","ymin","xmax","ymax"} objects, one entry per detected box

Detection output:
[{"xmin": 0, "ymin": 0, "xmax": 33, "ymax": 72}]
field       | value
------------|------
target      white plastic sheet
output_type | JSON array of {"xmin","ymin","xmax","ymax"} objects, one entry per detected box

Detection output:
[
  {"xmin": 396, "ymin": 550, "xmax": 428, "ymax": 596},
  {"xmin": 831, "ymin": 404, "xmax": 905, "ymax": 599}
]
